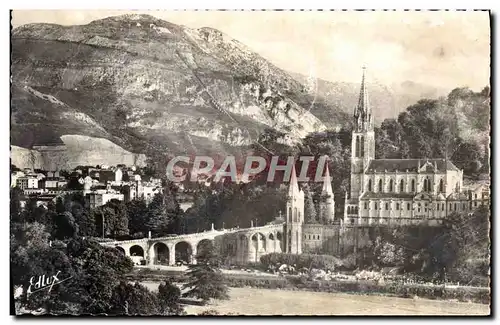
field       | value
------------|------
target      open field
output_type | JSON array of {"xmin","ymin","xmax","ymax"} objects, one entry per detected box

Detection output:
[{"xmin": 140, "ymin": 282, "xmax": 490, "ymax": 316}]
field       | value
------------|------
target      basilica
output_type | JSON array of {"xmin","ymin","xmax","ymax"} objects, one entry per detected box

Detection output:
[
  {"xmin": 281, "ymin": 68, "xmax": 488, "ymax": 255},
  {"xmin": 342, "ymin": 67, "xmax": 473, "ymax": 227}
]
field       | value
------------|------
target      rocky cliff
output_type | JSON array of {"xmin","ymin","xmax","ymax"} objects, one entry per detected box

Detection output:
[{"xmin": 11, "ymin": 14, "xmax": 348, "ymax": 168}]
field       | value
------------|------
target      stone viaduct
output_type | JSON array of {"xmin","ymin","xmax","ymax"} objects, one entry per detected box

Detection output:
[{"xmin": 100, "ymin": 223, "xmax": 285, "ymax": 265}]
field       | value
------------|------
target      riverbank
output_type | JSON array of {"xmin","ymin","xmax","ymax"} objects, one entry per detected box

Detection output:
[
  {"xmin": 139, "ymin": 283, "xmax": 490, "ymax": 316},
  {"xmin": 126, "ymin": 267, "xmax": 490, "ymax": 305}
]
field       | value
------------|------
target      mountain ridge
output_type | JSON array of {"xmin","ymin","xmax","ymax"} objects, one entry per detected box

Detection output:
[{"xmin": 12, "ymin": 14, "xmax": 348, "ymax": 168}]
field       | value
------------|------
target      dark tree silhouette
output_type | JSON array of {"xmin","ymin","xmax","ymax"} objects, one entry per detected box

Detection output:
[{"xmin": 182, "ymin": 242, "xmax": 229, "ymax": 305}]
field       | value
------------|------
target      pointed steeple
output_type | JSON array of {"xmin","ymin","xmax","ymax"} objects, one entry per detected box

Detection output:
[
  {"xmin": 288, "ymin": 163, "xmax": 300, "ymax": 196},
  {"xmin": 354, "ymin": 66, "xmax": 372, "ymax": 131},
  {"xmin": 321, "ymin": 164, "xmax": 333, "ymax": 196}
]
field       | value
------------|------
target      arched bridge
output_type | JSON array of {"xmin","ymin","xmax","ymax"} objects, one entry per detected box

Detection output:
[{"xmin": 100, "ymin": 223, "xmax": 285, "ymax": 265}]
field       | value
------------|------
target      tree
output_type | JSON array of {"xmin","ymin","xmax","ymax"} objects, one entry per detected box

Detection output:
[
  {"xmin": 182, "ymin": 243, "xmax": 229, "ymax": 305},
  {"xmin": 10, "ymin": 187, "xmax": 23, "ymax": 224},
  {"xmin": 163, "ymin": 181, "xmax": 185, "ymax": 234},
  {"xmin": 145, "ymin": 193, "xmax": 170, "ymax": 236},
  {"xmin": 92, "ymin": 200, "xmax": 129, "ymax": 239},
  {"xmin": 157, "ymin": 279, "xmax": 184, "ymax": 315},
  {"xmin": 110, "ymin": 281, "xmax": 161, "ymax": 315},
  {"xmin": 53, "ymin": 211, "xmax": 79, "ymax": 240},
  {"xmin": 451, "ymin": 139, "xmax": 482, "ymax": 175},
  {"xmin": 302, "ymin": 184, "xmax": 317, "ymax": 223},
  {"xmin": 65, "ymin": 238, "xmax": 134, "ymax": 314},
  {"xmin": 126, "ymin": 199, "xmax": 148, "ymax": 236},
  {"xmin": 104, "ymin": 200, "xmax": 129, "ymax": 238}
]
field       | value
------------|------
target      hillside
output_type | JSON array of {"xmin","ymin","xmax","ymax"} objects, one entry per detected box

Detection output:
[
  {"xmin": 11, "ymin": 135, "xmax": 148, "ymax": 170},
  {"xmin": 291, "ymin": 73, "xmax": 449, "ymax": 125},
  {"xmin": 11, "ymin": 14, "xmax": 350, "ymax": 168}
]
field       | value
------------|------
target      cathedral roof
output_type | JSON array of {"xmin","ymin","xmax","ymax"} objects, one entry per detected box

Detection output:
[
  {"xmin": 447, "ymin": 192, "xmax": 469, "ymax": 200},
  {"xmin": 360, "ymin": 192, "xmax": 453, "ymax": 201},
  {"xmin": 359, "ymin": 192, "xmax": 415, "ymax": 200},
  {"xmin": 365, "ymin": 159, "xmax": 459, "ymax": 173}
]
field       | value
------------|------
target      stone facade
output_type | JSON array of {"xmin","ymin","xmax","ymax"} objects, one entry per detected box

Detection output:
[{"xmin": 344, "ymin": 68, "xmax": 474, "ymax": 227}]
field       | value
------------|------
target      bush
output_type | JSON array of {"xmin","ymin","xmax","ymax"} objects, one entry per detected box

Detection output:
[
  {"xmin": 157, "ymin": 280, "xmax": 184, "ymax": 315},
  {"xmin": 260, "ymin": 253, "xmax": 342, "ymax": 272},
  {"xmin": 199, "ymin": 309, "xmax": 220, "ymax": 315}
]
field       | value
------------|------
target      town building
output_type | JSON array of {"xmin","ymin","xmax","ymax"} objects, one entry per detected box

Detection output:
[
  {"xmin": 85, "ymin": 185, "xmax": 125, "ymax": 209},
  {"xmin": 16, "ymin": 175, "xmax": 39, "ymax": 190}
]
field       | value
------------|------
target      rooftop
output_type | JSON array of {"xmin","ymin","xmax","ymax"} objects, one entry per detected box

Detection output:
[{"xmin": 366, "ymin": 159, "xmax": 459, "ymax": 173}]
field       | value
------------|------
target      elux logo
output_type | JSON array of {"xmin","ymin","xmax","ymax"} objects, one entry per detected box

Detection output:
[{"xmin": 27, "ymin": 271, "xmax": 72, "ymax": 296}]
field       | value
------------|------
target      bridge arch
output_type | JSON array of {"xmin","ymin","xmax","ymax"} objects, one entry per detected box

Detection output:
[
  {"xmin": 130, "ymin": 245, "xmax": 144, "ymax": 257},
  {"xmin": 153, "ymin": 242, "xmax": 169, "ymax": 265},
  {"xmin": 197, "ymin": 239, "xmax": 214, "ymax": 256},
  {"xmin": 175, "ymin": 241, "xmax": 193, "ymax": 264},
  {"xmin": 250, "ymin": 232, "xmax": 268, "ymax": 263},
  {"xmin": 114, "ymin": 246, "xmax": 126, "ymax": 255},
  {"xmin": 129, "ymin": 245, "xmax": 145, "ymax": 265},
  {"xmin": 250, "ymin": 232, "xmax": 267, "ymax": 251}
]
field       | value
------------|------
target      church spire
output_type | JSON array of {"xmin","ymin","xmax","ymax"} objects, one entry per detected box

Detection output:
[
  {"xmin": 354, "ymin": 66, "xmax": 372, "ymax": 131},
  {"xmin": 288, "ymin": 163, "xmax": 300, "ymax": 196},
  {"xmin": 321, "ymin": 164, "xmax": 333, "ymax": 196}
]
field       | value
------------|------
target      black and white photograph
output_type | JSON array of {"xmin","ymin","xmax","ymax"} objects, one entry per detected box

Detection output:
[{"xmin": 9, "ymin": 9, "xmax": 491, "ymax": 316}]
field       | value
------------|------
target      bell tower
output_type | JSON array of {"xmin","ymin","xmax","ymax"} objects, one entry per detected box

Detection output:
[
  {"xmin": 350, "ymin": 66, "xmax": 375, "ymax": 200},
  {"xmin": 285, "ymin": 164, "xmax": 304, "ymax": 254}
]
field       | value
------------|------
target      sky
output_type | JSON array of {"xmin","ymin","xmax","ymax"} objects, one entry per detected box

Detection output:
[{"xmin": 11, "ymin": 10, "xmax": 490, "ymax": 91}]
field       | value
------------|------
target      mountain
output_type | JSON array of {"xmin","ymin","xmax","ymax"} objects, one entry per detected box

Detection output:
[
  {"xmin": 11, "ymin": 14, "xmax": 351, "ymax": 169},
  {"xmin": 291, "ymin": 73, "xmax": 449, "ymax": 125}
]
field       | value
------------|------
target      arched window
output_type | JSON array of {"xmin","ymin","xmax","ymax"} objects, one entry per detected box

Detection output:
[
  {"xmin": 355, "ymin": 136, "xmax": 360, "ymax": 157},
  {"xmin": 361, "ymin": 137, "xmax": 365, "ymax": 155},
  {"xmin": 294, "ymin": 208, "xmax": 297, "ymax": 222},
  {"xmin": 288, "ymin": 207, "xmax": 292, "ymax": 222},
  {"xmin": 439, "ymin": 179, "xmax": 444, "ymax": 193},
  {"xmin": 378, "ymin": 179, "xmax": 383, "ymax": 192},
  {"xmin": 389, "ymin": 179, "xmax": 394, "ymax": 192},
  {"xmin": 400, "ymin": 179, "xmax": 404, "ymax": 192},
  {"xmin": 368, "ymin": 179, "xmax": 373, "ymax": 192},
  {"xmin": 424, "ymin": 178, "xmax": 432, "ymax": 192},
  {"xmin": 411, "ymin": 179, "xmax": 416, "ymax": 192}
]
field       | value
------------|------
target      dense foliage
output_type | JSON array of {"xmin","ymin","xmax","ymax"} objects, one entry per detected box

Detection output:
[
  {"xmin": 182, "ymin": 240, "xmax": 229, "ymax": 304},
  {"xmin": 260, "ymin": 253, "xmax": 343, "ymax": 272},
  {"xmin": 10, "ymin": 190, "xmax": 185, "ymax": 315},
  {"xmin": 349, "ymin": 206, "xmax": 490, "ymax": 286}
]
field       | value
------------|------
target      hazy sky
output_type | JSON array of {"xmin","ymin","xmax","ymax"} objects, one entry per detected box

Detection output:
[{"xmin": 12, "ymin": 10, "xmax": 490, "ymax": 91}]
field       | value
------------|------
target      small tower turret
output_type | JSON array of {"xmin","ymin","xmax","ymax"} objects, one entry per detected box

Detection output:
[
  {"xmin": 285, "ymin": 164, "xmax": 304, "ymax": 254},
  {"xmin": 319, "ymin": 164, "xmax": 335, "ymax": 224}
]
